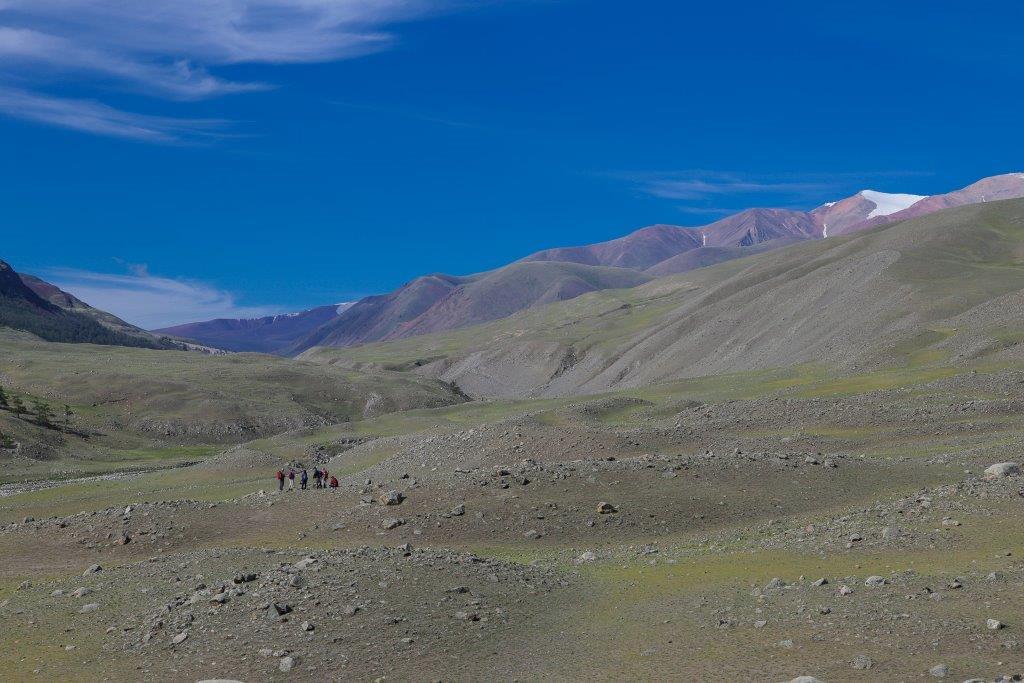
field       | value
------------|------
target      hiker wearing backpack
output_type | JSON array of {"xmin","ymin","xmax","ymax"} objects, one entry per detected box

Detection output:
[
  {"xmin": 275, "ymin": 469, "xmax": 284, "ymax": 491},
  {"xmin": 300, "ymin": 469, "xmax": 308, "ymax": 490}
]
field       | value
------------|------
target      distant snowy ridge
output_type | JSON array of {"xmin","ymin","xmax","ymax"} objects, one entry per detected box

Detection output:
[{"xmin": 861, "ymin": 190, "xmax": 927, "ymax": 218}]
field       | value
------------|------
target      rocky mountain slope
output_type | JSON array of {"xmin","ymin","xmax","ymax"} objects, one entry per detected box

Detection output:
[{"xmin": 303, "ymin": 197, "xmax": 1024, "ymax": 399}]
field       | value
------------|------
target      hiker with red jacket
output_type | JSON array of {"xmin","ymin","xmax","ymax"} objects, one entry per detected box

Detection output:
[
  {"xmin": 329, "ymin": 475, "xmax": 339, "ymax": 488},
  {"xmin": 275, "ymin": 469, "xmax": 284, "ymax": 491}
]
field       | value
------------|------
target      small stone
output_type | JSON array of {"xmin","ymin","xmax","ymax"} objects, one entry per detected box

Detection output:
[
  {"xmin": 382, "ymin": 518, "xmax": 404, "ymax": 530},
  {"xmin": 852, "ymin": 654, "xmax": 873, "ymax": 670},
  {"xmin": 288, "ymin": 574, "xmax": 306, "ymax": 588},
  {"xmin": 454, "ymin": 611, "xmax": 480, "ymax": 621},
  {"xmin": 340, "ymin": 605, "xmax": 358, "ymax": 617},
  {"xmin": 451, "ymin": 504, "xmax": 466, "ymax": 516},
  {"xmin": 753, "ymin": 620, "xmax": 767, "ymax": 628},
  {"xmin": 294, "ymin": 557, "xmax": 317, "ymax": 570},
  {"xmin": 266, "ymin": 602, "xmax": 292, "ymax": 619},
  {"xmin": 811, "ymin": 577, "xmax": 828, "ymax": 587},
  {"xmin": 765, "ymin": 577, "xmax": 786, "ymax": 590},
  {"xmin": 379, "ymin": 490, "xmax": 405, "ymax": 506},
  {"xmin": 575, "ymin": 551, "xmax": 597, "ymax": 564},
  {"xmin": 71, "ymin": 587, "xmax": 93, "ymax": 598},
  {"xmin": 301, "ymin": 621, "xmax": 314, "ymax": 632},
  {"xmin": 596, "ymin": 502, "xmax": 618, "ymax": 514},
  {"xmin": 864, "ymin": 575, "xmax": 887, "ymax": 587},
  {"xmin": 928, "ymin": 663, "xmax": 949, "ymax": 677},
  {"xmin": 79, "ymin": 603, "xmax": 100, "ymax": 613},
  {"xmin": 987, "ymin": 618, "xmax": 1005, "ymax": 630},
  {"xmin": 83, "ymin": 564, "xmax": 102, "ymax": 576},
  {"xmin": 171, "ymin": 631, "xmax": 188, "ymax": 645},
  {"xmin": 838, "ymin": 585, "xmax": 853, "ymax": 596},
  {"xmin": 279, "ymin": 655, "xmax": 298, "ymax": 672}
]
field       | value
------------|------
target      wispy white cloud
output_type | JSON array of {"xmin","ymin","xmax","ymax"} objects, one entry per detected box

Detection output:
[
  {"xmin": 622, "ymin": 170, "xmax": 933, "ymax": 206},
  {"xmin": 0, "ymin": 87, "xmax": 229, "ymax": 142},
  {"xmin": 633, "ymin": 173, "xmax": 836, "ymax": 201},
  {"xmin": 0, "ymin": 1, "xmax": 457, "ymax": 141},
  {"xmin": 44, "ymin": 266, "xmax": 283, "ymax": 329}
]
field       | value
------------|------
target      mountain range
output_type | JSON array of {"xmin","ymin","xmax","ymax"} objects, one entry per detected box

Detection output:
[
  {"xmin": 155, "ymin": 173, "xmax": 1024, "ymax": 355},
  {"xmin": 303, "ymin": 194, "xmax": 1024, "ymax": 399},
  {"xmin": 3, "ymin": 173, "xmax": 1022, "ymax": 355}
]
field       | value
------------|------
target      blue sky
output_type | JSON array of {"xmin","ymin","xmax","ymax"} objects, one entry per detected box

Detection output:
[{"xmin": 1, "ymin": 0, "xmax": 1022, "ymax": 328}]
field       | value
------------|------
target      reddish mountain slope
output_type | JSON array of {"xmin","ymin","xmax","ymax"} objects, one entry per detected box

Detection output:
[
  {"xmin": 287, "ymin": 263, "xmax": 650, "ymax": 354},
  {"xmin": 521, "ymin": 225, "xmax": 701, "ymax": 269}
]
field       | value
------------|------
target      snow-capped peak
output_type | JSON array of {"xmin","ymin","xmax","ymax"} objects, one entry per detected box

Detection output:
[{"xmin": 860, "ymin": 190, "xmax": 927, "ymax": 218}]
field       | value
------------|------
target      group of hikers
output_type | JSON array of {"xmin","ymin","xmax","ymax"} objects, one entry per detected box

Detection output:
[{"xmin": 275, "ymin": 466, "xmax": 338, "ymax": 491}]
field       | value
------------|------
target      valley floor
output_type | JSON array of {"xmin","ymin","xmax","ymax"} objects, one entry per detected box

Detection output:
[{"xmin": 4, "ymin": 360, "xmax": 1024, "ymax": 681}]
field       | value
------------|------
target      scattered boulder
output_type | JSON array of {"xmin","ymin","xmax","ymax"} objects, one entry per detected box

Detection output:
[
  {"xmin": 279, "ymin": 656, "xmax": 298, "ymax": 673},
  {"xmin": 171, "ymin": 631, "xmax": 188, "ymax": 645},
  {"xmin": 987, "ymin": 618, "xmax": 1005, "ymax": 630},
  {"xmin": 79, "ymin": 603, "xmax": 100, "ymax": 614},
  {"xmin": 382, "ymin": 518, "xmax": 404, "ymax": 530},
  {"xmin": 928, "ymin": 663, "xmax": 949, "ymax": 678},
  {"xmin": 596, "ymin": 502, "xmax": 618, "ymax": 514},
  {"xmin": 379, "ymin": 490, "xmax": 405, "ymax": 506},
  {"xmin": 984, "ymin": 462, "xmax": 1021, "ymax": 479},
  {"xmin": 83, "ymin": 564, "xmax": 102, "ymax": 576},
  {"xmin": 266, "ymin": 602, "xmax": 292, "ymax": 619},
  {"xmin": 864, "ymin": 576, "xmax": 887, "ymax": 587},
  {"xmin": 852, "ymin": 655, "xmax": 873, "ymax": 670}
]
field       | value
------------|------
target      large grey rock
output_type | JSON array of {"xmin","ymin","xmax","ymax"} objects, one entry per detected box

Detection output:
[
  {"xmin": 928, "ymin": 663, "xmax": 948, "ymax": 677},
  {"xmin": 379, "ymin": 490, "xmax": 405, "ymax": 506},
  {"xmin": 984, "ymin": 462, "xmax": 1021, "ymax": 479}
]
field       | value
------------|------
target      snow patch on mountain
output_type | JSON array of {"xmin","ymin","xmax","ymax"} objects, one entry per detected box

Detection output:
[{"xmin": 861, "ymin": 190, "xmax": 927, "ymax": 218}]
